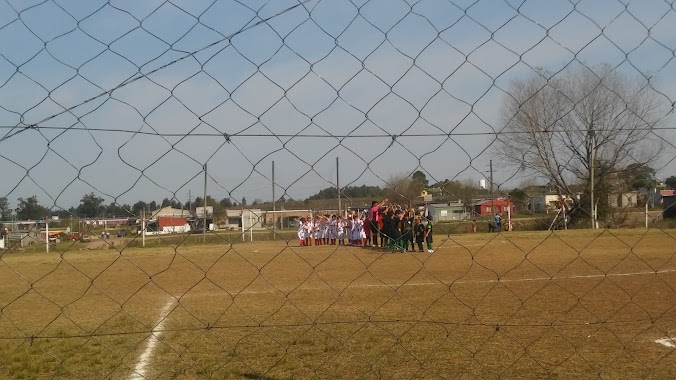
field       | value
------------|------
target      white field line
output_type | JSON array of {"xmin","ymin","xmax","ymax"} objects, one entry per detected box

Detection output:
[
  {"xmin": 655, "ymin": 337, "xmax": 676, "ymax": 349},
  {"xmin": 129, "ymin": 299, "xmax": 175, "ymax": 380},
  {"xmin": 189, "ymin": 268, "xmax": 676, "ymax": 297}
]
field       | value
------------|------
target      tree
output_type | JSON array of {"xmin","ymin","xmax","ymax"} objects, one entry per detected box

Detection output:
[
  {"xmin": 16, "ymin": 196, "xmax": 50, "ymax": 220},
  {"xmin": 0, "ymin": 197, "xmax": 12, "ymax": 220},
  {"xmin": 132, "ymin": 201, "xmax": 148, "ymax": 216},
  {"xmin": 307, "ymin": 185, "xmax": 383, "ymax": 200},
  {"xmin": 383, "ymin": 175, "xmax": 425, "ymax": 208},
  {"xmin": 498, "ymin": 64, "xmax": 663, "ymax": 224},
  {"xmin": 412, "ymin": 171, "xmax": 429, "ymax": 187},
  {"xmin": 105, "ymin": 202, "xmax": 130, "ymax": 218},
  {"xmin": 149, "ymin": 200, "xmax": 157, "ymax": 211},
  {"xmin": 77, "ymin": 192, "xmax": 105, "ymax": 217},
  {"xmin": 618, "ymin": 163, "xmax": 656, "ymax": 191},
  {"xmin": 219, "ymin": 197, "xmax": 233, "ymax": 208},
  {"xmin": 666, "ymin": 176, "xmax": 676, "ymax": 190},
  {"xmin": 509, "ymin": 188, "xmax": 529, "ymax": 211},
  {"xmin": 241, "ymin": 197, "xmax": 247, "ymax": 206},
  {"xmin": 161, "ymin": 198, "xmax": 171, "ymax": 208}
]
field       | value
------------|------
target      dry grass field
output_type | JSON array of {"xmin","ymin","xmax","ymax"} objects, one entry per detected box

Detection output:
[{"xmin": 1, "ymin": 229, "xmax": 676, "ymax": 379}]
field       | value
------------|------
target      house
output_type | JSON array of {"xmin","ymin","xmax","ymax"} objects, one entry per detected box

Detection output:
[
  {"xmin": 529, "ymin": 194, "xmax": 571, "ymax": 213},
  {"xmin": 90, "ymin": 218, "xmax": 129, "ymax": 227},
  {"xmin": 473, "ymin": 198, "xmax": 515, "ymax": 216},
  {"xmin": 242, "ymin": 209, "xmax": 264, "ymax": 230},
  {"xmin": 416, "ymin": 189, "xmax": 433, "ymax": 204},
  {"xmin": 15, "ymin": 221, "xmax": 37, "ymax": 231},
  {"xmin": 152, "ymin": 206, "xmax": 190, "ymax": 219},
  {"xmin": 221, "ymin": 209, "xmax": 265, "ymax": 231},
  {"xmin": 159, "ymin": 217, "xmax": 190, "ymax": 233},
  {"xmin": 222, "ymin": 210, "xmax": 243, "ymax": 230},
  {"xmin": 144, "ymin": 217, "xmax": 190, "ymax": 234},
  {"xmin": 660, "ymin": 189, "xmax": 676, "ymax": 204},
  {"xmin": 609, "ymin": 192, "xmax": 640, "ymax": 208},
  {"xmin": 524, "ymin": 183, "xmax": 559, "ymax": 197},
  {"xmin": 263, "ymin": 210, "xmax": 313, "ymax": 228},
  {"xmin": 663, "ymin": 195, "xmax": 676, "ymax": 219},
  {"xmin": 428, "ymin": 202, "xmax": 468, "ymax": 221}
]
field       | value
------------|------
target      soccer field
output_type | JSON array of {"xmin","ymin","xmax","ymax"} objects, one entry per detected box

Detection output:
[{"xmin": 1, "ymin": 229, "xmax": 675, "ymax": 379}]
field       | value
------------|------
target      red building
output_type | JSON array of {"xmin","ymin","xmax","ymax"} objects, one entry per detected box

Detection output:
[
  {"xmin": 145, "ymin": 216, "xmax": 190, "ymax": 234},
  {"xmin": 474, "ymin": 198, "xmax": 515, "ymax": 216},
  {"xmin": 157, "ymin": 217, "xmax": 188, "ymax": 229}
]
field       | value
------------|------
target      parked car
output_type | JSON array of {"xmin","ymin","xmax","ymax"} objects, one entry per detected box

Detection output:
[
  {"xmin": 79, "ymin": 235, "xmax": 91, "ymax": 243},
  {"xmin": 117, "ymin": 229, "xmax": 127, "ymax": 237},
  {"xmin": 67, "ymin": 233, "xmax": 80, "ymax": 241}
]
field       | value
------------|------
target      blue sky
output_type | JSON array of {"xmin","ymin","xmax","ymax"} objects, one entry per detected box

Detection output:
[{"xmin": 1, "ymin": 0, "xmax": 675, "ymax": 212}]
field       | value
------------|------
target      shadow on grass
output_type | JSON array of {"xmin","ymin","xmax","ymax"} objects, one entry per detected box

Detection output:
[{"xmin": 240, "ymin": 373, "xmax": 279, "ymax": 380}]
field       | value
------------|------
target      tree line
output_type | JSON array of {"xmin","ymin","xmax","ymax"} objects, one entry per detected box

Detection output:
[{"xmin": 1, "ymin": 169, "xmax": 673, "ymax": 222}]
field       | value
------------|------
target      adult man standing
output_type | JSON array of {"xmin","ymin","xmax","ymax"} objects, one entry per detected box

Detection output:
[
  {"xmin": 369, "ymin": 199, "xmax": 387, "ymax": 247},
  {"xmin": 494, "ymin": 213, "xmax": 503, "ymax": 232}
]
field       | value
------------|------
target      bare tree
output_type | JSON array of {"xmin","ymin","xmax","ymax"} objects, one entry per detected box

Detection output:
[
  {"xmin": 497, "ymin": 64, "xmax": 663, "ymax": 224},
  {"xmin": 383, "ymin": 174, "xmax": 424, "ymax": 208}
]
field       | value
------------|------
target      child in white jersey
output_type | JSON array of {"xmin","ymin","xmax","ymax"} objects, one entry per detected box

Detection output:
[
  {"xmin": 314, "ymin": 215, "xmax": 322, "ymax": 246},
  {"xmin": 329, "ymin": 215, "xmax": 337, "ymax": 245},
  {"xmin": 322, "ymin": 215, "xmax": 330, "ymax": 245},
  {"xmin": 336, "ymin": 216, "xmax": 345, "ymax": 245},
  {"xmin": 350, "ymin": 214, "xmax": 360, "ymax": 245},
  {"xmin": 303, "ymin": 218, "xmax": 312, "ymax": 246},
  {"xmin": 297, "ymin": 218, "xmax": 306, "ymax": 246},
  {"xmin": 359, "ymin": 215, "xmax": 367, "ymax": 246}
]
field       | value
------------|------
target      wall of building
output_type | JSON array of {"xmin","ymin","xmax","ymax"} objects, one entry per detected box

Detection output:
[
  {"xmin": 474, "ymin": 200, "xmax": 515, "ymax": 216},
  {"xmin": 664, "ymin": 196, "xmax": 676, "ymax": 219},
  {"xmin": 158, "ymin": 217, "xmax": 189, "ymax": 229},
  {"xmin": 610, "ymin": 192, "xmax": 639, "ymax": 208},
  {"xmin": 429, "ymin": 204, "xmax": 468, "ymax": 221}
]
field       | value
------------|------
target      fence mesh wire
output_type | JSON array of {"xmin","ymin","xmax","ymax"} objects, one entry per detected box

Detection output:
[{"xmin": 1, "ymin": 0, "xmax": 676, "ymax": 378}]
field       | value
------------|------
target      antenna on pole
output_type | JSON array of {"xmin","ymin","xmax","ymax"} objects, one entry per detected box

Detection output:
[
  {"xmin": 337, "ymin": 157, "xmax": 341, "ymax": 216},
  {"xmin": 203, "ymin": 163, "xmax": 207, "ymax": 243}
]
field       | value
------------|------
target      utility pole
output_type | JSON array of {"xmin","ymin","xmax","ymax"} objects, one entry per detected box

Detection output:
[
  {"xmin": 272, "ymin": 161, "xmax": 276, "ymax": 238},
  {"xmin": 141, "ymin": 209, "xmax": 145, "ymax": 247},
  {"xmin": 203, "ymin": 163, "xmax": 207, "ymax": 243},
  {"xmin": 489, "ymin": 160, "xmax": 494, "ymax": 218},
  {"xmin": 45, "ymin": 216, "xmax": 49, "ymax": 253},
  {"xmin": 589, "ymin": 128, "xmax": 596, "ymax": 229},
  {"xmin": 337, "ymin": 157, "xmax": 341, "ymax": 217}
]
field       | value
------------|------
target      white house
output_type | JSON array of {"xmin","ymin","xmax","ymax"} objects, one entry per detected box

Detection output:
[
  {"xmin": 152, "ymin": 206, "xmax": 190, "ymax": 219},
  {"xmin": 529, "ymin": 194, "xmax": 573, "ymax": 213},
  {"xmin": 221, "ymin": 209, "xmax": 265, "ymax": 231},
  {"xmin": 609, "ymin": 192, "xmax": 640, "ymax": 208}
]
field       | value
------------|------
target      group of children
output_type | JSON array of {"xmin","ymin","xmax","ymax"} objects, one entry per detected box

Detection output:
[
  {"xmin": 296, "ymin": 207, "xmax": 434, "ymax": 253},
  {"xmin": 296, "ymin": 214, "xmax": 366, "ymax": 247}
]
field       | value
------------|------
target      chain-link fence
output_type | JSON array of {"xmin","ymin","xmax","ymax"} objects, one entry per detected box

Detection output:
[{"xmin": 1, "ymin": 0, "xmax": 676, "ymax": 378}]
